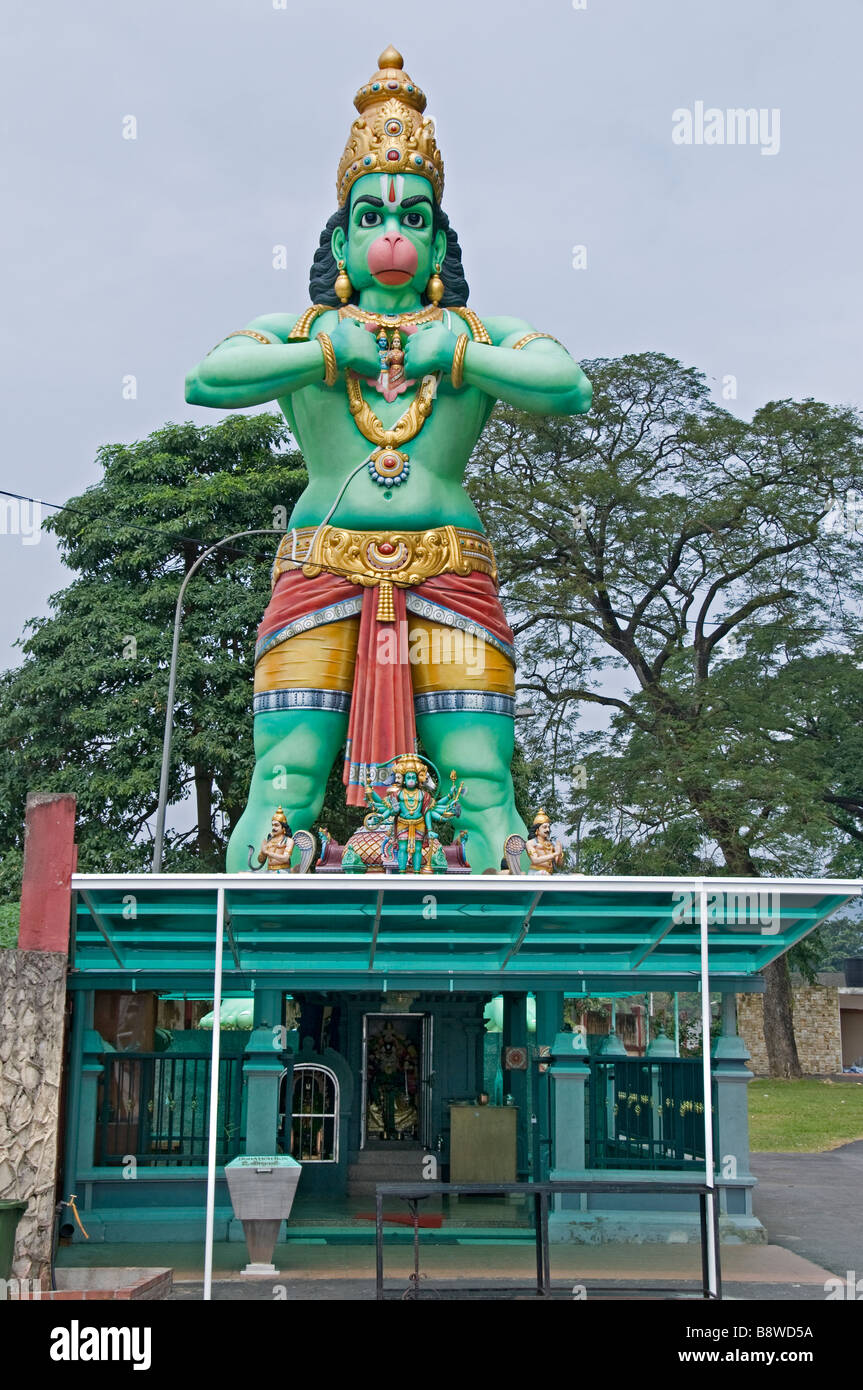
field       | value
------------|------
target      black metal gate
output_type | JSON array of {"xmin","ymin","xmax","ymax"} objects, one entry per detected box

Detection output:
[
  {"xmin": 96, "ymin": 1051, "xmax": 244, "ymax": 1166},
  {"xmin": 586, "ymin": 1057, "xmax": 716, "ymax": 1170}
]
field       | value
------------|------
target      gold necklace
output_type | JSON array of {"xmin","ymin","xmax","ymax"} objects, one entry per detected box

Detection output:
[
  {"xmin": 339, "ymin": 304, "xmax": 442, "ymax": 329},
  {"xmin": 346, "ymin": 370, "xmax": 438, "ymax": 449}
]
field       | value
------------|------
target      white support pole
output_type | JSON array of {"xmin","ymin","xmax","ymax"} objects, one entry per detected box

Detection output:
[
  {"xmin": 674, "ymin": 991, "xmax": 680, "ymax": 1056},
  {"xmin": 203, "ymin": 885, "xmax": 225, "ymax": 1302},
  {"xmin": 699, "ymin": 882, "xmax": 719, "ymax": 1297}
]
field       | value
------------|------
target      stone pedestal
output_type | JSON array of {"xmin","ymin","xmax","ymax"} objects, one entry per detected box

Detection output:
[{"xmin": 224, "ymin": 1156, "xmax": 302, "ymax": 1275}]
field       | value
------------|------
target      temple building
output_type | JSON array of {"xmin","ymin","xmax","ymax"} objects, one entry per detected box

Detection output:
[{"xmin": 28, "ymin": 800, "xmax": 851, "ymax": 1249}]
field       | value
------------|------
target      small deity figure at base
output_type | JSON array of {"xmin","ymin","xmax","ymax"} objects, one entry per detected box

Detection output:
[
  {"xmin": 364, "ymin": 754, "xmax": 464, "ymax": 874},
  {"xmin": 525, "ymin": 809, "xmax": 564, "ymax": 875},
  {"xmin": 257, "ymin": 807, "xmax": 295, "ymax": 872}
]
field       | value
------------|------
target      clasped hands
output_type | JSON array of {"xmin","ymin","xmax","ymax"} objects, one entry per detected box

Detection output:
[{"xmin": 326, "ymin": 318, "xmax": 460, "ymax": 380}]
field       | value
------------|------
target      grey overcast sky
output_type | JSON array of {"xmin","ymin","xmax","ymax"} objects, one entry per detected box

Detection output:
[{"xmin": 1, "ymin": 0, "xmax": 861, "ymax": 664}]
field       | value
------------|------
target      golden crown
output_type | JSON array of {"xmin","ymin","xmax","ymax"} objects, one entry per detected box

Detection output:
[
  {"xmin": 532, "ymin": 809, "xmax": 551, "ymax": 827},
  {"xmin": 337, "ymin": 46, "xmax": 444, "ymax": 206},
  {"xmin": 393, "ymin": 753, "xmax": 430, "ymax": 782},
  {"xmin": 272, "ymin": 806, "xmax": 289, "ymax": 826}
]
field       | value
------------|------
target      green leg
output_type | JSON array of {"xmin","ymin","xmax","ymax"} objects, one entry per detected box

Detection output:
[
  {"xmin": 225, "ymin": 709, "xmax": 348, "ymax": 872},
  {"xmin": 416, "ymin": 712, "xmax": 526, "ymax": 873}
]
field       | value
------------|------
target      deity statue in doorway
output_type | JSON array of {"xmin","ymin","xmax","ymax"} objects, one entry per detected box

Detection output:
[{"xmin": 367, "ymin": 1020, "xmax": 419, "ymax": 1141}]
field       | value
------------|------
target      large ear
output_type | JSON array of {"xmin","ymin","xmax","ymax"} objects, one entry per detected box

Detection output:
[
  {"xmin": 431, "ymin": 226, "xmax": 447, "ymax": 270},
  {"xmin": 331, "ymin": 223, "xmax": 348, "ymax": 263}
]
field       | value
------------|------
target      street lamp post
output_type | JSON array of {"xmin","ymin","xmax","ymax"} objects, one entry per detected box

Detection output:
[{"xmin": 151, "ymin": 528, "xmax": 283, "ymax": 872}]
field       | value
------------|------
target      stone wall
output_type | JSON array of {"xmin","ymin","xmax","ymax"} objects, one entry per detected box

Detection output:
[
  {"xmin": 0, "ymin": 949, "xmax": 67, "ymax": 1279},
  {"xmin": 737, "ymin": 984, "xmax": 842, "ymax": 1075}
]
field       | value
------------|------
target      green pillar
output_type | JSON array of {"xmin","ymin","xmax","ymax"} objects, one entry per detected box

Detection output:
[
  {"xmin": 243, "ymin": 990, "xmax": 287, "ymax": 1155},
  {"xmin": 548, "ymin": 1028, "xmax": 591, "ymax": 1237},
  {"xmin": 71, "ymin": 1003, "xmax": 111, "ymax": 1220},
  {"xmin": 712, "ymin": 992, "xmax": 754, "ymax": 1204},
  {"xmin": 502, "ymin": 993, "xmax": 529, "ymax": 1178},
  {"xmin": 549, "ymin": 1029, "xmax": 590, "ymax": 1175},
  {"xmin": 533, "ymin": 992, "xmax": 563, "ymax": 1182}
]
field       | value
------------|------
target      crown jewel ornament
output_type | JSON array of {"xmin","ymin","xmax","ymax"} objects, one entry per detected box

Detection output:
[{"xmin": 337, "ymin": 46, "xmax": 445, "ymax": 206}]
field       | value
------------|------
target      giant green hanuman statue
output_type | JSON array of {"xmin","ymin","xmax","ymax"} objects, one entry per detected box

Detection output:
[{"xmin": 185, "ymin": 46, "xmax": 592, "ymax": 872}]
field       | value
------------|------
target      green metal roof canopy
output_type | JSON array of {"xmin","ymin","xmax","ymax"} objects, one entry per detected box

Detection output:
[{"xmin": 69, "ymin": 873, "xmax": 859, "ymax": 993}]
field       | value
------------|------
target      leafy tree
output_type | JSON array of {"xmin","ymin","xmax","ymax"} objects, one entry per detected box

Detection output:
[
  {"xmin": 468, "ymin": 353, "xmax": 863, "ymax": 1075},
  {"xmin": 0, "ymin": 414, "xmax": 310, "ymax": 889},
  {"xmin": 791, "ymin": 908, "xmax": 863, "ymax": 979},
  {"xmin": 0, "ymin": 411, "xmax": 539, "ymax": 897}
]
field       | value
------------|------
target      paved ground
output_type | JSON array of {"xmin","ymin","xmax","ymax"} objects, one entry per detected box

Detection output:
[
  {"xmin": 751, "ymin": 1138, "xmax": 863, "ymax": 1279},
  {"xmin": 171, "ymin": 1278, "xmax": 829, "ymax": 1301},
  {"xmin": 59, "ymin": 1235, "xmax": 834, "ymax": 1300},
  {"xmin": 55, "ymin": 1143, "xmax": 863, "ymax": 1301}
]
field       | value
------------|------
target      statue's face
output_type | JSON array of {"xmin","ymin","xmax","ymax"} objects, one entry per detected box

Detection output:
[
  {"xmin": 403, "ymin": 771, "xmax": 419, "ymax": 789},
  {"xmin": 536, "ymin": 822, "xmax": 551, "ymax": 843},
  {"xmin": 271, "ymin": 817, "xmax": 284, "ymax": 837},
  {"xmin": 332, "ymin": 173, "xmax": 447, "ymax": 298}
]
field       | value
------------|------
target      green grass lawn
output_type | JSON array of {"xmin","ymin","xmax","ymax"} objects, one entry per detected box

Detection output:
[{"xmin": 748, "ymin": 1078, "xmax": 863, "ymax": 1152}]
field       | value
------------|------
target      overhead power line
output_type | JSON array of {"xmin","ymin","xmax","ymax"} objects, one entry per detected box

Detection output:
[{"xmin": 0, "ymin": 487, "xmax": 280, "ymax": 565}]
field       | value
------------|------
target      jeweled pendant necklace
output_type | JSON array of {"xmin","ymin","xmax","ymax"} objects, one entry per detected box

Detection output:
[
  {"xmin": 347, "ymin": 369, "xmax": 439, "ymax": 488},
  {"xmin": 367, "ymin": 448, "xmax": 411, "ymax": 487}
]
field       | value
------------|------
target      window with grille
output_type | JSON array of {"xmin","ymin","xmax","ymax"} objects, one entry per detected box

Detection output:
[{"xmin": 290, "ymin": 1065, "xmax": 339, "ymax": 1162}]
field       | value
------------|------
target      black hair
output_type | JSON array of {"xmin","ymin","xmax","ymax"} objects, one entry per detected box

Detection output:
[{"xmin": 308, "ymin": 202, "xmax": 470, "ymax": 307}]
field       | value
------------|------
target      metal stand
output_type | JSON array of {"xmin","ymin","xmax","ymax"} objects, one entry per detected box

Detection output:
[{"xmin": 375, "ymin": 1179, "xmax": 726, "ymax": 1300}]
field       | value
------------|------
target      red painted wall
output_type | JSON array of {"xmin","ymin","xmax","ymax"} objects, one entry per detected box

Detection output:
[{"xmin": 17, "ymin": 792, "xmax": 77, "ymax": 953}]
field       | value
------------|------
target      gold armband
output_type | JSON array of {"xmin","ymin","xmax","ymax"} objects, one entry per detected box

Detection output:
[
  {"xmin": 288, "ymin": 304, "xmax": 330, "ymax": 340},
  {"xmin": 511, "ymin": 331, "xmax": 564, "ymax": 351},
  {"xmin": 217, "ymin": 328, "xmax": 275, "ymax": 347},
  {"xmin": 317, "ymin": 332, "xmax": 338, "ymax": 387},
  {"xmin": 451, "ymin": 333, "xmax": 469, "ymax": 390},
  {"xmin": 451, "ymin": 307, "xmax": 492, "ymax": 345}
]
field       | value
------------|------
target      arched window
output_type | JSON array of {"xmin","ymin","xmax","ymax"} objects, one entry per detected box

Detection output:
[{"xmin": 290, "ymin": 1065, "xmax": 339, "ymax": 1162}]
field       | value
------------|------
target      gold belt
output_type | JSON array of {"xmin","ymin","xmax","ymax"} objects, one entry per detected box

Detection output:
[{"xmin": 272, "ymin": 524, "xmax": 497, "ymax": 621}]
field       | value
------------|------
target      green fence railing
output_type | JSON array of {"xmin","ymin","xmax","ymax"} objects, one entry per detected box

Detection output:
[
  {"xmin": 586, "ymin": 1057, "xmax": 716, "ymax": 1170},
  {"xmin": 96, "ymin": 1052, "xmax": 245, "ymax": 1167}
]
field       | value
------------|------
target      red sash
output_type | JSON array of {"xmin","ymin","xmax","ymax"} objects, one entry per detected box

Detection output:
[{"xmin": 258, "ymin": 569, "xmax": 514, "ymax": 805}]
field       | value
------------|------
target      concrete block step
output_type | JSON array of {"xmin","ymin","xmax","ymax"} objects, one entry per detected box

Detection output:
[{"xmin": 348, "ymin": 1148, "xmax": 426, "ymax": 1166}]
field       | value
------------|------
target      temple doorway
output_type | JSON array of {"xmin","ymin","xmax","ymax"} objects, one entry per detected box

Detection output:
[{"xmin": 361, "ymin": 1013, "xmax": 432, "ymax": 1147}]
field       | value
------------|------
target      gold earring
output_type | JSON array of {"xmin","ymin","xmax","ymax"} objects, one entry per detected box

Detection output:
[
  {"xmin": 426, "ymin": 264, "xmax": 444, "ymax": 305},
  {"xmin": 334, "ymin": 259, "xmax": 353, "ymax": 304}
]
